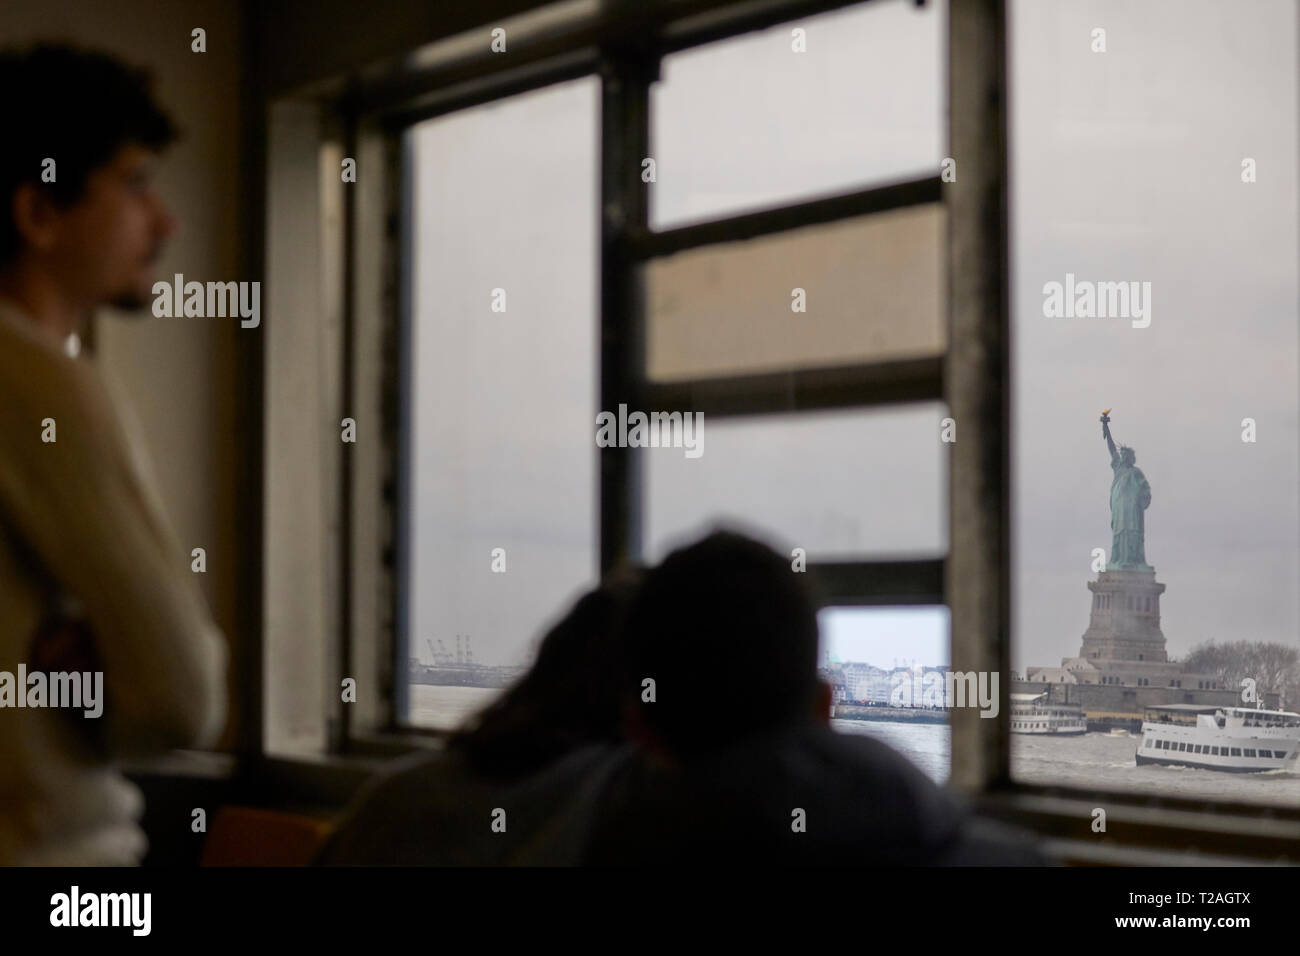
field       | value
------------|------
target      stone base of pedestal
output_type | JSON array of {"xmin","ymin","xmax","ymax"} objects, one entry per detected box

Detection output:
[{"xmin": 1079, "ymin": 569, "xmax": 1168, "ymax": 663}]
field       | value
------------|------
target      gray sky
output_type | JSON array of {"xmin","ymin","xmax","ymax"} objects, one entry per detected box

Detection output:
[
  {"xmin": 1011, "ymin": 0, "xmax": 1298, "ymax": 669},
  {"xmin": 406, "ymin": 0, "xmax": 1298, "ymax": 679}
]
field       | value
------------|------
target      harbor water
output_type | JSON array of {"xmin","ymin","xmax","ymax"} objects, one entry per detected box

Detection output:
[
  {"xmin": 409, "ymin": 686, "xmax": 1300, "ymax": 807},
  {"xmin": 836, "ymin": 719, "xmax": 1300, "ymax": 807}
]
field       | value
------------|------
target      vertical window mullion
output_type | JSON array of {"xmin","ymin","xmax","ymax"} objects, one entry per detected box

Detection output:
[
  {"xmin": 599, "ymin": 45, "xmax": 656, "ymax": 573},
  {"xmin": 946, "ymin": 0, "xmax": 1011, "ymax": 792}
]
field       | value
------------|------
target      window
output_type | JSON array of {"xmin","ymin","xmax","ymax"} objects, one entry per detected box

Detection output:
[
  {"xmin": 645, "ymin": 405, "xmax": 947, "ymax": 562},
  {"xmin": 400, "ymin": 77, "xmax": 600, "ymax": 728},
  {"xmin": 649, "ymin": 1, "xmax": 943, "ymax": 229},
  {"xmin": 260, "ymin": 0, "xmax": 1300, "ymax": 863},
  {"xmin": 1011, "ymin": 0, "xmax": 1298, "ymax": 811},
  {"xmin": 645, "ymin": 206, "xmax": 945, "ymax": 381},
  {"xmin": 372, "ymin": 0, "xmax": 950, "ymax": 737},
  {"xmin": 631, "ymin": 0, "xmax": 950, "ymax": 777},
  {"xmin": 820, "ymin": 607, "xmax": 950, "ymax": 784}
]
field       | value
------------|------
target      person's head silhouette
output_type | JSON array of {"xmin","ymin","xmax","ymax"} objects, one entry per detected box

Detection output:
[
  {"xmin": 621, "ymin": 529, "xmax": 829, "ymax": 761},
  {"xmin": 447, "ymin": 566, "xmax": 643, "ymax": 781}
]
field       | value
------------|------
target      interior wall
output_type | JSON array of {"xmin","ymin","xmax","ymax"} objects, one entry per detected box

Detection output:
[{"xmin": 0, "ymin": 0, "xmax": 247, "ymax": 748}]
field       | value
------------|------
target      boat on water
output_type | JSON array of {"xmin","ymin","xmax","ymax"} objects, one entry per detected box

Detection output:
[
  {"xmin": 1136, "ymin": 703, "xmax": 1300, "ymax": 773},
  {"xmin": 1010, "ymin": 692, "xmax": 1087, "ymax": 735}
]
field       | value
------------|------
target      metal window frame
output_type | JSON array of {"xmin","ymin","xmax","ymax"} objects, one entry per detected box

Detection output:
[
  {"xmin": 321, "ymin": 0, "xmax": 1300, "ymax": 857},
  {"xmin": 363, "ymin": 0, "xmax": 951, "ymax": 750}
]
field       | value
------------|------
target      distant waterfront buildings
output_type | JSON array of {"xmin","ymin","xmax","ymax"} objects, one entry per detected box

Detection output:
[{"xmin": 822, "ymin": 662, "xmax": 954, "ymax": 708}]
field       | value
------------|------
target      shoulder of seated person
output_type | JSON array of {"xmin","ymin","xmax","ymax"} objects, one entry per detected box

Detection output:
[
  {"xmin": 778, "ymin": 724, "xmax": 964, "ymax": 819},
  {"xmin": 724, "ymin": 720, "xmax": 928, "ymax": 776}
]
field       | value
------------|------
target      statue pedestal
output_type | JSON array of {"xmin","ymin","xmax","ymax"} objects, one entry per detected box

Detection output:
[{"xmin": 1079, "ymin": 570, "xmax": 1168, "ymax": 664}]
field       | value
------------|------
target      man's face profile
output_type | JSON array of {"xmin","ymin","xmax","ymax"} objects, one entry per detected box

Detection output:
[{"xmin": 38, "ymin": 144, "xmax": 176, "ymax": 313}]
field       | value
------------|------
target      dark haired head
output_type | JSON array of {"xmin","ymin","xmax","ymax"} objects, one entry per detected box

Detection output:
[
  {"xmin": 0, "ymin": 43, "xmax": 178, "ymax": 266},
  {"xmin": 445, "ymin": 566, "xmax": 643, "ymax": 781},
  {"xmin": 622, "ymin": 529, "xmax": 823, "ymax": 758}
]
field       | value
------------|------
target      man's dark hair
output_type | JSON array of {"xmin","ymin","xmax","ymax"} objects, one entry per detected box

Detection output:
[
  {"xmin": 0, "ymin": 43, "xmax": 178, "ymax": 265},
  {"xmin": 622, "ymin": 529, "xmax": 823, "ymax": 757},
  {"xmin": 446, "ymin": 566, "xmax": 644, "ymax": 781}
]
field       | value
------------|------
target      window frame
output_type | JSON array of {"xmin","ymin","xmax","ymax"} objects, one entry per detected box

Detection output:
[{"xmin": 270, "ymin": 0, "xmax": 1300, "ymax": 859}]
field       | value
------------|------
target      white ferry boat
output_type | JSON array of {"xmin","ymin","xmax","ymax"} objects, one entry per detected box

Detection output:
[
  {"xmin": 1137, "ymin": 703, "xmax": 1300, "ymax": 773},
  {"xmin": 1010, "ymin": 692, "xmax": 1087, "ymax": 735}
]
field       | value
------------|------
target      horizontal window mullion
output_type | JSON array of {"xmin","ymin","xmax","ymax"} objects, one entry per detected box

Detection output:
[
  {"xmin": 659, "ymin": 0, "xmax": 872, "ymax": 56},
  {"xmin": 348, "ymin": 0, "xmax": 870, "ymax": 122},
  {"xmin": 997, "ymin": 782, "xmax": 1300, "ymax": 825},
  {"xmin": 641, "ymin": 356, "xmax": 943, "ymax": 418},
  {"xmin": 632, "ymin": 176, "xmax": 941, "ymax": 260},
  {"xmin": 975, "ymin": 789, "xmax": 1300, "ymax": 852},
  {"xmin": 809, "ymin": 558, "xmax": 945, "ymax": 606},
  {"xmin": 374, "ymin": 49, "xmax": 600, "ymax": 130}
]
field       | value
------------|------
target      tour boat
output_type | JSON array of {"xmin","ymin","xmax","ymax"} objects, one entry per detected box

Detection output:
[
  {"xmin": 1136, "ymin": 704, "xmax": 1300, "ymax": 772},
  {"xmin": 1010, "ymin": 692, "xmax": 1088, "ymax": 735}
]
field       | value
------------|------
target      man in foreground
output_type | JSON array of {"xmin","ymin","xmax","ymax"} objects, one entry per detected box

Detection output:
[{"xmin": 0, "ymin": 44, "xmax": 227, "ymax": 865}]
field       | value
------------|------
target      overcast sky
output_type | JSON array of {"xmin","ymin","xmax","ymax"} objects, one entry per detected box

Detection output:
[
  {"xmin": 406, "ymin": 0, "xmax": 1298, "ymax": 678},
  {"xmin": 1010, "ymin": 0, "xmax": 1298, "ymax": 670}
]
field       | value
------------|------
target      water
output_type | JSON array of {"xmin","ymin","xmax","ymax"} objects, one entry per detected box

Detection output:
[
  {"xmin": 1009, "ymin": 728, "xmax": 1300, "ymax": 807},
  {"xmin": 408, "ymin": 684, "xmax": 503, "ymax": 729},
  {"xmin": 409, "ymin": 687, "xmax": 1300, "ymax": 807},
  {"xmin": 833, "ymin": 719, "xmax": 951, "ymax": 783},
  {"xmin": 836, "ymin": 719, "xmax": 1300, "ymax": 807}
]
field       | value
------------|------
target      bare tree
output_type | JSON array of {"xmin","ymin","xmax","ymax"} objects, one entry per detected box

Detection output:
[{"xmin": 1184, "ymin": 640, "xmax": 1300, "ymax": 710}]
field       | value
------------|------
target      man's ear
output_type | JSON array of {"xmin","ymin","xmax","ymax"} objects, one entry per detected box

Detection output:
[{"xmin": 11, "ymin": 182, "xmax": 61, "ymax": 254}]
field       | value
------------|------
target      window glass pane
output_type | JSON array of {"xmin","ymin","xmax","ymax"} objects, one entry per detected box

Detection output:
[
  {"xmin": 651, "ymin": 0, "xmax": 945, "ymax": 229},
  {"xmin": 645, "ymin": 404, "xmax": 948, "ymax": 562},
  {"xmin": 821, "ymin": 606, "xmax": 951, "ymax": 783},
  {"xmin": 646, "ymin": 204, "xmax": 946, "ymax": 382},
  {"xmin": 1010, "ymin": 1, "xmax": 1299, "ymax": 806},
  {"xmin": 403, "ymin": 77, "xmax": 599, "ymax": 729}
]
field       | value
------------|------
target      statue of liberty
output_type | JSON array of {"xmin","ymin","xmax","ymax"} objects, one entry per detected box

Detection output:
[{"xmin": 1100, "ymin": 411, "xmax": 1152, "ymax": 571}]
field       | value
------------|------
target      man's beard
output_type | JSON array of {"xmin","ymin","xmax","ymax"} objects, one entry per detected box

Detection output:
[
  {"xmin": 108, "ymin": 287, "xmax": 152, "ymax": 312},
  {"xmin": 108, "ymin": 255, "xmax": 162, "ymax": 313}
]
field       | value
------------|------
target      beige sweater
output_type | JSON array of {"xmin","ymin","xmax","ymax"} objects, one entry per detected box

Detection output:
[{"xmin": 0, "ymin": 299, "xmax": 227, "ymax": 865}]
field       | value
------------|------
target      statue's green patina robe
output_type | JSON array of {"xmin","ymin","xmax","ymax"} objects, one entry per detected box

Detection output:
[{"xmin": 1109, "ymin": 455, "xmax": 1152, "ymax": 570}]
